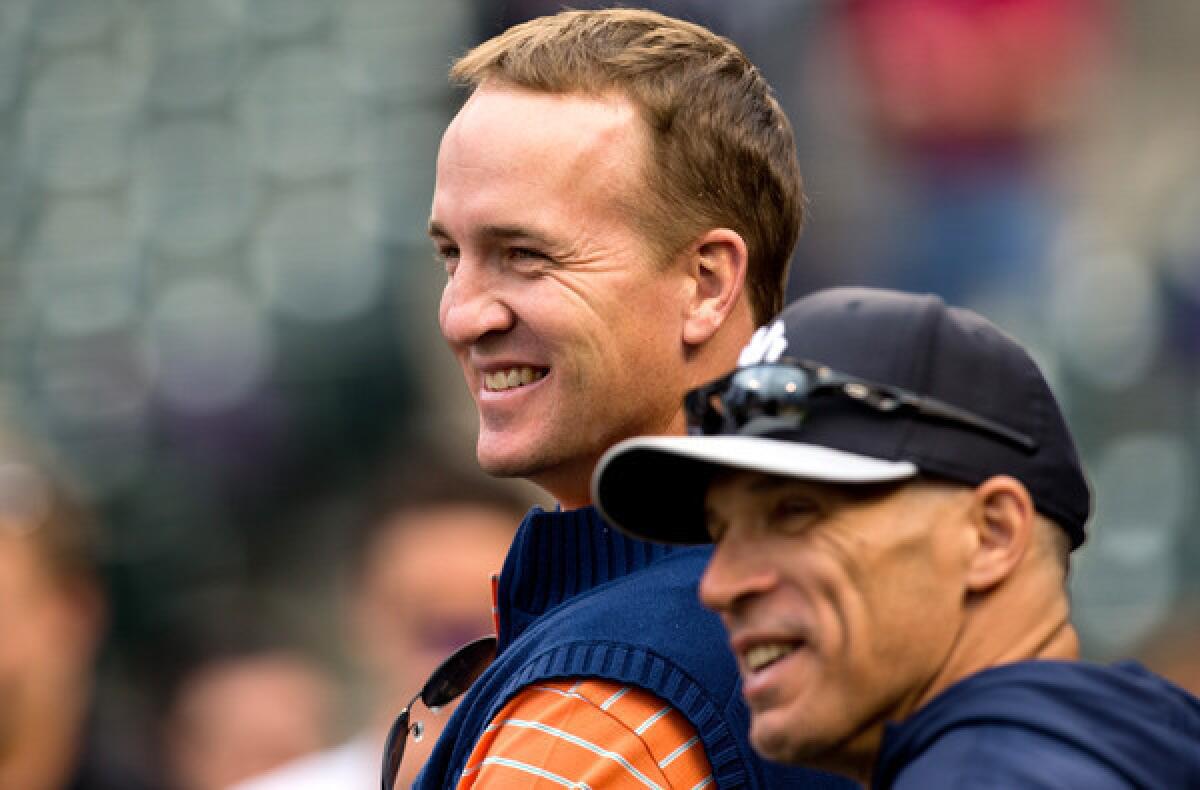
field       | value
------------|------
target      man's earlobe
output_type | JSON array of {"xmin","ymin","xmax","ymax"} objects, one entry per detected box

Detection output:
[
  {"xmin": 964, "ymin": 476, "xmax": 1035, "ymax": 592},
  {"xmin": 682, "ymin": 228, "xmax": 749, "ymax": 346}
]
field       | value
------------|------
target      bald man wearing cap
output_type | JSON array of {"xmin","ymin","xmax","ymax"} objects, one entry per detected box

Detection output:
[{"xmin": 595, "ymin": 287, "xmax": 1200, "ymax": 789}]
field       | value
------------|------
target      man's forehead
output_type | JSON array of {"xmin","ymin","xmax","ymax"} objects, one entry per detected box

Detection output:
[
  {"xmin": 439, "ymin": 85, "xmax": 646, "ymax": 186},
  {"xmin": 431, "ymin": 88, "xmax": 654, "ymax": 256},
  {"xmin": 455, "ymin": 85, "xmax": 630, "ymax": 139}
]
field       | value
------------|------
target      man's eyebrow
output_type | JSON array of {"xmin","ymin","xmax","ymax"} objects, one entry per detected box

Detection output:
[
  {"xmin": 426, "ymin": 221, "xmax": 555, "ymax": 247},
  {"xmin": 483, "ymin": 224, "xmax": 556, "ymax": 246},
  {"xmin": 749, "ymin": 475, "xmax": 807, "ymax": 494}
]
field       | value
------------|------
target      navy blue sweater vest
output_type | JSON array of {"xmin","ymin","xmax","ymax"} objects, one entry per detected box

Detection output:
[{"xmin": 413, "ymin": 506, "xmax": 852, "ymax": 789}]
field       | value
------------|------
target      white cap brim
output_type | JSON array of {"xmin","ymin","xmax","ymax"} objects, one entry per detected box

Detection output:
[{"xmin": 592, "ymin": 435, "xmax": 918, "ymax": 544}]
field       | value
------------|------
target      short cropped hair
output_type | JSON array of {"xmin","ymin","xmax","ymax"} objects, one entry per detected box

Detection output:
[{"xmin": 452, "ymin": 8, "xmax": 804, "ymax": 323}]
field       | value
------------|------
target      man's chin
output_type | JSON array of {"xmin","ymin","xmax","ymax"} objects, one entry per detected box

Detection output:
[
  {"xmin": 475, "ymin": 443, "xmax": 546, "ymax": 481},
  {"xmin": 475, "ymin": 442, "xmax": 587, "ymax": 504},
  {"xmin": 477, "ymin": 457, "xmax": 536, "ymax": 479},
  {"xmin": 751, "ymin": 717, "xmax": 824, "ymax": 766},
  {"xmin": 751, "ymin": 724, "xmax": 801, "ymax": 765},
  {"xmin": 752, "ymin": 719, "xmax": 859, "ymax": 780}
]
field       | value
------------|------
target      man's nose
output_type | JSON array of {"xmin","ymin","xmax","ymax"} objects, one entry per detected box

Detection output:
[
  {"xmin": 438, "ymin": 258, "xmax": 515, "ymax": 348},
  {"xmin": 699, "ymin": 536, "xmax": 779, "ymax": 616}
]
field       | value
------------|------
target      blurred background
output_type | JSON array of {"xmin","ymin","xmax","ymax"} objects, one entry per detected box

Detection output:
[{"xmin": 0, "ymin": 0, "xmax": 1196, "ymax": 787}]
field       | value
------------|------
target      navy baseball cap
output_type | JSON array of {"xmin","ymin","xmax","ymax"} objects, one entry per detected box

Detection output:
[{"xmin": 593, "ymin": 287, "xmax": 1092, "ymax": 548}]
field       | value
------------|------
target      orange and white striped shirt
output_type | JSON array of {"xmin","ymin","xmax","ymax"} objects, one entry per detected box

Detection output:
[{"xmin": 457, "ymin": 678, "xmax": 714, "ymax": 789}]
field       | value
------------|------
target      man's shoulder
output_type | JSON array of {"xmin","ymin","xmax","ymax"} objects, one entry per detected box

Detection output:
[
  {"xmin": 531, "ymin": 545, "xmax": 729, "ymax": 662},
  {"xmin": 888, "ymin": 723, "xmax": 1130, "ymax": 790},
  {"xmin": 879, "ymin": 660, "xmax": 1200, "ymax": 790},
  {"xmin": 587, "ymin": 543, "xmax": 712, "ymax": 598},
  {"xmin": 575, "ymin": 543, "xmax": 711, "ymax": 601}
]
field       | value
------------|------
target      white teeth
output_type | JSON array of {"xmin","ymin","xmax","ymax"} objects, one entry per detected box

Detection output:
[
  {"xmin": 744, "ymin": 643, "xmax": 795, "ymax": 673},
  {"xmin": 484, "ymin": 367, "xmax": 546, "ymax": 392}
]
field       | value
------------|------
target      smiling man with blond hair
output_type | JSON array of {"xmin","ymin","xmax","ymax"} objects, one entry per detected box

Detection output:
[{"xmin": 408, "ymin": 7, "xmax": 852, "ymax": 790}]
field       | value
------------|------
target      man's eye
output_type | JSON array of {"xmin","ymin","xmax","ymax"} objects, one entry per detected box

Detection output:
[
  {"xmin": 508, "ymin": 247, "xmax": 550, "ymax": 265},
  {"xmin": 434, "ymin": 247, "xmax": 459, "ymax": 273},
  {"xmin": 780, "ymin": 499, "xmax": 817, "ymax": 515},
  {"xmin": 774, "ymin": 498, "xmax": 820, "ymax": 530}
]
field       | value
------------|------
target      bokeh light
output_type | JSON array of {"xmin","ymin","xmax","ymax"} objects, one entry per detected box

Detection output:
[
  {"xmin": 146, "ymin": 276, "xmax": 272, "ymax": 415},
  {"xmin": 23, "ymin": 54, "xmax": 142, "ymax": 193},
  {"xmin": 133, "ymin": 121, "xmax": 260, "ymax": 258}
]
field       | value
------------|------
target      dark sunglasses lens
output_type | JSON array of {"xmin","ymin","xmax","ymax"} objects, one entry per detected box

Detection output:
[
  {"xmin": 726, "ymin": 366, "xmax": 815, "ymax": 421},
  {"xmin": 381, "ymin": 709, "xmax": 410, "ymax": 790},
  {"xmin": 381, "ymin": 636, "xmax": 497, "ymax": 790},
  {"xmin": 421, "ymin": 635, "xmax": 497, "ymax": 708}
]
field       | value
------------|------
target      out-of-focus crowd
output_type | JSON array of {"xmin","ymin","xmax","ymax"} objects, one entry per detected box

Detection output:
[{"xmin": 1, "ymin": 431, "xmax": 529, "ymax": 790}]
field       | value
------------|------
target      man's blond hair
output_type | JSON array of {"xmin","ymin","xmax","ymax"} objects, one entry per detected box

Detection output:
[{"xmin": 451, "ymin": 8, "xmax": 804, "ymax": 324}]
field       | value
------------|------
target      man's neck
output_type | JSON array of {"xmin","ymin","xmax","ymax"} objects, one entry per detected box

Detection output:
[
  {"xmin": 844, "ymin": 576, "xmax": 1078, "ymax": 787},
  {"xmin": 534, "ymin": 411, "xmax": 692, "ymax": 511},
  {"xmin": 912, "ymin": 583, "xmax": 1079, "ymax": 721}
]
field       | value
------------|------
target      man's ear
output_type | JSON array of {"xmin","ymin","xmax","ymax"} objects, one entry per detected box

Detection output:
[
  {"xmin": 681, "ymin": 228, "xmax": 749, "ymax": 346},
  {"xmin": 964, "ymin": 476, "xmax": 1036, "ymax": 592}
]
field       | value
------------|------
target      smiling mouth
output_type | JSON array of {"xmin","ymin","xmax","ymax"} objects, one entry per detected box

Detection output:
[
  {"xmin": 743, "ymin": 642, "xmax": 800, "ymax": 673},
  {"xmin": 483, "ymin": 366, "xmax": 548, "ymax": 392}
]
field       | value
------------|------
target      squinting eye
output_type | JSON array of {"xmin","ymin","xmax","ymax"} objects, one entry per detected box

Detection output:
[
  {"xmin": 780, "ymin": 499, "xmax": 814, "ymax": 514},
  {"xmin": 774, "ymin": 498, "xmax": 820, "ymax": 530},
  {"xmin": 505, "ymin": 247, "xmax": 554, "ymax": 275},
  {"xmin": 434, "ymin": 247, "xmax": 459, "ymax": 274},
  {"xmin": 509, "ymin": 247, "xmax": 548, "ymax": 262}
]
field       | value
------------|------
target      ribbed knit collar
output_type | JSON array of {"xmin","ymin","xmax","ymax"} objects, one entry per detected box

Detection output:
[{"xmin": 495, "ymin": 505, "xmax": 681, "ymax": 649}]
